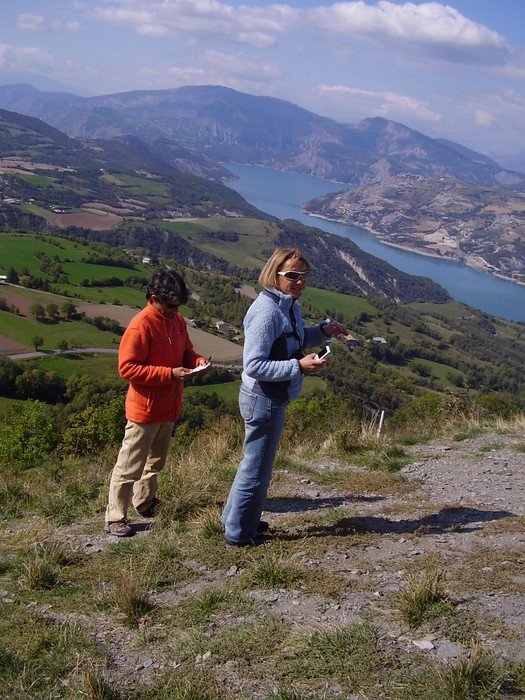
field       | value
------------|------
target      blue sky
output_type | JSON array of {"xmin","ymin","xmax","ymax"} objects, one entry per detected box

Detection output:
[{"xmin": 1, "ymin": 1, "xmax": 525, "ymax": 159}]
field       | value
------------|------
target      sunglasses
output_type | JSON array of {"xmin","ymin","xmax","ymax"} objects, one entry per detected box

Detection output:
[
  {"xmin": 277, "ymin": 270, "xmax": 309, "ymax": 282},
  {"xmin": 160, "ymin": 299, "xmax": 181, "ymax": 309}
]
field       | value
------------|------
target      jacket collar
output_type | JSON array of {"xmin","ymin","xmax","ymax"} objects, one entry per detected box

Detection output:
[{"xmin": 264, "ymin": 287, "xmax": 294, "ymax": 309}]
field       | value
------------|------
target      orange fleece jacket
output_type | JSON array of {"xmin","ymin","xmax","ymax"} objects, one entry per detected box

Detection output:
[{"xmin": 118, "ymin": 303, "xmax": 204, "ymax": 424}]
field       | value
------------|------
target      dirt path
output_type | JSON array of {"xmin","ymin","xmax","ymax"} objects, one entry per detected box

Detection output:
[{"xmin": 15, "ymin": 427, "xmax": 524, "ymax": 698}]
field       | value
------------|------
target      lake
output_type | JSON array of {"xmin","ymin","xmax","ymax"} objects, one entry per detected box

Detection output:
[{"xmin": 224, "ymin": 162, "xmax": 525, "ymax": 323}]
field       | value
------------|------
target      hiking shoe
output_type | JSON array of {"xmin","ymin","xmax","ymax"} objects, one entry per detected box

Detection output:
[
  {"xmin": 225, "ymin": 533, "xmax": 272, "ymax": 548},
  {"xmin": 137, "ymin": 497, "xmax": 162, "ymax": 518},
  {"xmin": 222, "ymin": 520, "xmax": 269, "ymax": 536},
  {"xmin": 105, "ymin": 521, "xmax": 133, "ymax": 537}
]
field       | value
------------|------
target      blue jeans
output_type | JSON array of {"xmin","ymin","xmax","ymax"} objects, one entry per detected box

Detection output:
[{"xmin": 222, "ymin": 386, "xmax": 288, "ymax": 544}]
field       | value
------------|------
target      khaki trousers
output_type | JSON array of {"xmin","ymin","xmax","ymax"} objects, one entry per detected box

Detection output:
[{"xmin": 105, "ymin": 420, "xmax": 174, "ymax": 524}]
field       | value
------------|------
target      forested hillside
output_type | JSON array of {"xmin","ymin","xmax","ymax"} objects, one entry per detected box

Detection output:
[{"xmin": 1, "ymin": 108, "xmax": 448, "ymax": 304}]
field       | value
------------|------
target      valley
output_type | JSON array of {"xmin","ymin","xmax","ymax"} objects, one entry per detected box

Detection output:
[{"xmin": 304, "ymin": 174, "xmax": 525, "ymax": 285}]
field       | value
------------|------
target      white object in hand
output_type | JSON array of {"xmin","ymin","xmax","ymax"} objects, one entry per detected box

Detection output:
[{"xmin": 315, "ymin": 345, "xmax": 331, "ymax": 361}]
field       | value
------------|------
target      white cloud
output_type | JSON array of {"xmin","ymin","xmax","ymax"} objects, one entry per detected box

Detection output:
[
  {"xmin": 305, "ymin": 1, "xmax": 510, "ymax": 65},
  {"xmin": 0, "ymin": 43, "xmax": 54, "ymax": 70},
  {"xmin": 317, "ymin": 84, "xmax": 442, "ymax": 123},
  {"xmin": 90, "ymin": 0, "xmax": 296, "ymax": 48},
  {"xmin": 464, "ymin": 89, "xmax": 525, "ymax": 138},
  {"xmin": 85, "ymin": 1, "xmax": 512, "ymax": 67},
  {"xmin": 474, "ymin": 109, "xmax": 494, "ymax": 127},
  {"xmin": 17, "ymin": 14, "xmax": 80, "ymax": 32}
]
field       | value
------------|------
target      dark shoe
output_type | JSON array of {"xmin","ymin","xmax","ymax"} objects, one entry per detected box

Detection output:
[
  {"xmin": 221, "ymin": 520, "xmax": 269, "ymax": 534},
  {"xmin": 225, "ymin": 533, "xmax": 272, "ymax": 548},
  {"xmin": 137, "ymin": 497, "xmax": 162, "ymax": 518},
  {"xmin": 105, "ymin": 521, "xmax": 133, "ymax": 537}
]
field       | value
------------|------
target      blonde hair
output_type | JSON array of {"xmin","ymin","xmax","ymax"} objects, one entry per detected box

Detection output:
[{"xmin": 258, "ymin": 247, "xmax": 310, "ymax": 289}]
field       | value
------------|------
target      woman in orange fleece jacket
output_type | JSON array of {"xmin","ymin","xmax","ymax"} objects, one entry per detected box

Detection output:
[{"xmin": 105, "ymin": 270, "xmax": 210, "ymax": 537}]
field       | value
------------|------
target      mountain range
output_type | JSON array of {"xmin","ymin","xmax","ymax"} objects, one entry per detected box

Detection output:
[
  {"xmin": 0, "ymin": 106, "xmax": 449, "ymax": 304},
  {"xmin": 0, "ymin": 83, "xmax": 524, "ymax": 188}
]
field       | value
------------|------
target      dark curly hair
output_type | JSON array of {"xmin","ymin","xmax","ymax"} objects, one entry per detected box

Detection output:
[{"xmin": 146, "ymin": 270, "xmax": 189, "ymax": 305}]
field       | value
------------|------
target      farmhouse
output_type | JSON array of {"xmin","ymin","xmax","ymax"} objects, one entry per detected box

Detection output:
[{"xmin": 215, "ymin": 321, "xmax": 231, "ymax": 332}]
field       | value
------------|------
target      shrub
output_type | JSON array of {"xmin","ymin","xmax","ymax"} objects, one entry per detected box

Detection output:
[
  {"xmin": 0, "ymin": 400, "xmax": 58, "ymax": 467},
  {"xmin": 60, "ymin": 397, "xmax": 125, "ymax": 456}
]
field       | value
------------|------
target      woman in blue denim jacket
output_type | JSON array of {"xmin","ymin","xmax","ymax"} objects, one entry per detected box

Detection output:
[{"xmin": 222, "ymin": 247, "xmax": 349, "ymax": 547}]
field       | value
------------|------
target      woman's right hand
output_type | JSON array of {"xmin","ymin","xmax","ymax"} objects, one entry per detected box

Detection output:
[
  {"xmin": 172, "ymin": 367, "xmax": 194, "ymax": 381},
  {"xmin": 299, "ymin": 353, "xmax": 326, "ymax": 374}
]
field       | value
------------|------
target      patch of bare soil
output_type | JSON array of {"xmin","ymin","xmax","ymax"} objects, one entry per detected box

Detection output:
[
  {"xmin": 53, "ymin": 210, "xmax": 123, "ymax": 230},
  {"xmin": 0, "ymin": 333, "xmax": 28, "ymax": 355},
  {"xmin": 76, "ymin": 303, "xmax": 243, "ymax": 360},
  {"xmin": 236, "ymin": 284, "xmax": 259, "ymax": 300},
  {"xmin": 0, "ymin": 289, "xmax": 243, "ymax": 361},
  {"xmin": 0, "ymin": 288, "xmax": 67, "ymax": 320},
  {"xmin": 41, "ymin": 429, "xmax": 525, "ymax": 696}
]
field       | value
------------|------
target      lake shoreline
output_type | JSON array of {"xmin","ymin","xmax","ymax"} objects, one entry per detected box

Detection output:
[
  {"xmin": 224, "ymin": 162, "xmax": 525, "ymax": 322},
  {"xmin": 306, "ymin": 211, "xmax": 525, "ymax": 288}
]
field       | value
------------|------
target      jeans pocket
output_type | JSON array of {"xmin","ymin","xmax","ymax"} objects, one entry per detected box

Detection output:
[{"xmin": 239, "ymin": 388, "xmax": 257, "ymax": 421}]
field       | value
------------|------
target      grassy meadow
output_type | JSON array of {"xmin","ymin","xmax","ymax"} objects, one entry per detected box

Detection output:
[
  {"xmin": 2, "ymin": 229, "xmax": 525, "ymax": 698},
  {"xmin": 1, "ymin": 408, "xmax": 524, "ymax": 699},
  {"xmin": 155, "ymin": 217, "xmax": 281, "ymax": 269},
  {"xmin": 0, "ymin": 309, "xmax": 120, "ymax": 351}
]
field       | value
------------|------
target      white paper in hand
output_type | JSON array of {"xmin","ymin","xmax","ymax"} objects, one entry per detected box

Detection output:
[{"xmin": 189, "ymin": 363, "xmax": 211, "ymax": 375}]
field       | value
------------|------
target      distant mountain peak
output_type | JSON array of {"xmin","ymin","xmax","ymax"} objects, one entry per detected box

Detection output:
[{"xmin": 0, "ymin": 83, "xmax": 523, "ymax": 187}]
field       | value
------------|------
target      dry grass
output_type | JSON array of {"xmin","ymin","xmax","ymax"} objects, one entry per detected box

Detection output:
[
  {"xmin": 397, "ymin": 557, "xmax": 452, "ymax": 628},
  {"xmin": 1, "ymin": 414, "xmax": 525, "ymax": 699}
]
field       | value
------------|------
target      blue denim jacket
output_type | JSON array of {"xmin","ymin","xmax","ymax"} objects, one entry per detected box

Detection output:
[{"xmin": 241, "ymin": 287, "xmax": 327, "ymax": 402}]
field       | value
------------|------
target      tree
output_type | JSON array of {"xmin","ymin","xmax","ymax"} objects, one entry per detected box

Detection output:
[
  {"xmin": 32, "ymin": 336, "xmax": 44, "ymax": 351},
  {"xmin": 61, "ymin": 301, "xmax": 77, "ymax": 319},
  {"xmin": 57, "ymin": 339, "xmax": 69, "ymax": 353},
  {"xmin": 0, "ymin": 356, "xmax": 22, "ymax": 397},
  {"xmin": 15, "ymin": 368, "xmax": 66, "ymax": 402},
  {"xmin": 29, "ymin": 303, "xmax": 46, "ymax": 321},
  {"xmin": 46, "ymin": 303, "xmax": 59, "ymax": 320},
  {"xmin": 6, "ymin": 266, "xmax": 18, "ymax": 284}
]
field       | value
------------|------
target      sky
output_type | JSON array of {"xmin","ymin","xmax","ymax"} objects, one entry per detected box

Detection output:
[{"xmin": 1, "ymin": 1, "xmax": 525, "ymax": 161}]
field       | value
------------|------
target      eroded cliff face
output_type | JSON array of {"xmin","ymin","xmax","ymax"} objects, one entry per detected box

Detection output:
[{"xmin": 304, "ymin": 173, "xmax": 525, "ymax": 285}]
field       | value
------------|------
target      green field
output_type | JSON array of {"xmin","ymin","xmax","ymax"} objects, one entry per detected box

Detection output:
[
  {"xmin": 300, "ymin": 287, "xmax": 377, "ymax": 321},
  {"xmin": 101, "ymin": 173, "xmax": 169, "ymax": 200},
  {"xmin": 0, "ymin": 310, "xmax": 120, "ymax": 350},
  {"xmin": 61, "ymin": 261, "xmax": 146, "ymax": 285},
  {"xmin": 1, "ymin": 280, "xmax": 142, "ymax": 309},
  {"xmin": 0, "ymin": 234, "xmax": 86, "ymax": 276},
  {"xmin": 185, "ymin": 374, "xmax": 326, "ymax": 404},
  {"xmin": 407, "ymin": 357, "xmax": 466, "ymax": 389},
  {"xmin": 19, "ymin": 203, "xmax": 56, "ymax": 221},
  {"xmin": 0, "ymin": 232, "xmax": 149, "ymax": 286},
  {"xmin": 15, "ymin": 172, "xmax": 56, "ymax": 188},
  {"xmin": 155, "ymin": 217, "xmax": 276, "ymax": 269},
  {"xmin": 410, "ymin": 301, "xmax": 472, "ymax": 320},
  {"xmin": 52, "ymin": 284, "xmax": 146, "ymax": 306},
  {"xmin": 31, "ymin": 352, "xmax": 120, "ymax": 380}
]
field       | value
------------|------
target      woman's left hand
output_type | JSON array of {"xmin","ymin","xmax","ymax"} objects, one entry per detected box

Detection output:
[{"xmin": 323, "ymin": 321, "xmax": 349, "ymax": 337}]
